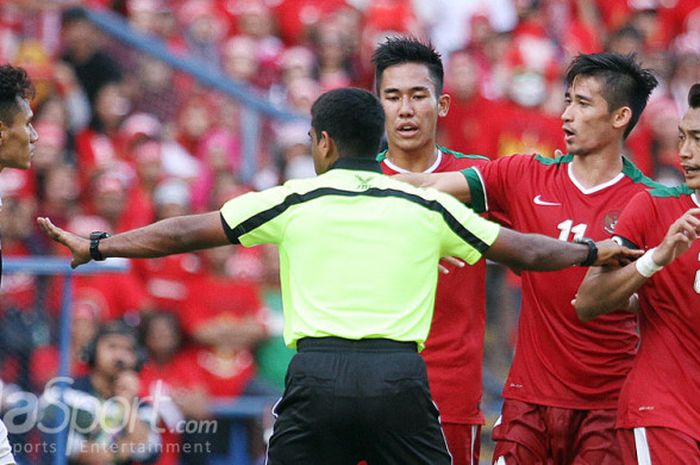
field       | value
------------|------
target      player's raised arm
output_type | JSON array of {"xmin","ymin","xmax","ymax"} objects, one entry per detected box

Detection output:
[
  {"xmin": 37, "ymin": 212, "xmax": 230, "ymax": 268},
  {"xmin": 575, "ymin": 208, "xmax": 700, "ymax": 321},
  {"xmin": 484, "ymin": 228, "xmax": 641, "ymax": 271},
  {"xmin": 394, "ymin": 171, "xmax": 472, "ymax": 203}
]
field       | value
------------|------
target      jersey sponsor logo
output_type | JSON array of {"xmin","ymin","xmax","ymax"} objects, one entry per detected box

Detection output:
[
  {"xmin": 354, "ymin": 174, "xmax": 372, "ymax": 190},
  {"xmin": 603, "ymin": 211, "xmax": 620, "ymax": 234},
  {"xmin": 533, "ymin": 195, "xmax": 561, "ymax": 206}
]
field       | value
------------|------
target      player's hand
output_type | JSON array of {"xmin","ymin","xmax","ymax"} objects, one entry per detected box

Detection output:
[
  {"xmin": 652, "ymin": 208, "xmax": 700, "ymax": 266},
  {"xmin": 439, "ymin": 256, "xmax": 465, "ymax": 274},
  {"xmin": 593, "ymin": 239, "xmax": 643, "ymax": 267},
  {"xmin": 36, "ymin": 217, "xmax": 91, "ymax": 268}
]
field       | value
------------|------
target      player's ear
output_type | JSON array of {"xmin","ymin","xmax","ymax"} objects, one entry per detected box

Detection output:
[
  {"xmin": 612, "ymin": 106, "xmax": 632, "ymax": 130},
  {"xmin": 438, "ymin": 93, "xmax": 451, "ymax": 118}
]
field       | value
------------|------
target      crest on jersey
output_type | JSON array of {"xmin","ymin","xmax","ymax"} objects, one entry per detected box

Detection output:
[{"xmin": 603, "ymin": 211, "xmax": 620, "ymax": 234}]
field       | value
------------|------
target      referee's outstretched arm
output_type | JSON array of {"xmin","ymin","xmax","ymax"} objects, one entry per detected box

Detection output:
[
  {"xmin": 37, "ymin": 210, "xmax": 640, "ymax": 271},
  {"xmin": 37, "ymin": 212, "xmax": 229, "ymax": 269}
]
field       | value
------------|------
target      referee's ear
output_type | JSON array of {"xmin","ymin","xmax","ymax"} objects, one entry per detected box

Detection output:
[{"xmin": 320, "ymin": 130, "xmax": 339, "ymax": 161}]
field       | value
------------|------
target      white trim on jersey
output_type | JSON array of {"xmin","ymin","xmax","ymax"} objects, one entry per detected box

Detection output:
[
  {"xmin": 692, "ymin": 193, "xmax": 700, "ymax": 208},
  {"xmin": 633, "ymin": 427, "xmax": 652, "ymax": 465},
  {"xmin": 567, "ymin": 163, "xmax": 625, "ymax": 195},
  {"xmin": 382, "ymin": 149, "xmax": 443, "ymax": 174},
  {"xmin": 470, "ymin": 166, "xmax": 489, "ymax": 212}
]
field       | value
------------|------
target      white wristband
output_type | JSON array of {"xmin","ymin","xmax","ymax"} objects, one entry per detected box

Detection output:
[{"xmin": 635, "ymin": 248, "xmax": 663, "ymax": 278}]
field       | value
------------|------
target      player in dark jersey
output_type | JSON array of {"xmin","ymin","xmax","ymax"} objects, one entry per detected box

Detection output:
[
  {"xmin": 0, "ymin": 64, "xmax": 38, "ymax": 465},
  {"xmin": 371, "ymin": 37, "xmax": 490, "ymax": 465},
  {"xmin": 575, "ymin": 83, "xmax": 700, "ymax": 464},
  {"xmin": 397, "ymin": 53, "xmax": 659, "ymax": 465},
  {"xmin": 0, "ymin": 65, "xmax": 38, "ymax": 276}
]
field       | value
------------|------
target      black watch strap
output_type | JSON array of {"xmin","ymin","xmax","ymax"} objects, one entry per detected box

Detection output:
[
  {"xmin": 89, "ymin": 231, "xmax": 111, "ymax": 261},
  {"xmin": 575, "ymin": 237, "xmax": 598, "ymax": 266}
]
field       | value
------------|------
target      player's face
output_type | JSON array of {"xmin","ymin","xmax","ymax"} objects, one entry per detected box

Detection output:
[
  {"xmin": 0, "ymin": 97, "xmax": 38, "ymax": 170},
  {"xmin": 561, "ymin": 76, "xmax": 620, "ymax": 157},
  {"xmin": 679, "ymin": 107, "xmax": 700, "ymax": 191},
  {"xmin": 378, "ymin": 62, "xmax": 449, "ymax": 156}
]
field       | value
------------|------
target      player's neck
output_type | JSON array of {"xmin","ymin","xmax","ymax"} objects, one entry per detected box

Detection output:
[
  {"xmin": 385, "ymin": 145, "xmax": 439, "ymax": 173},
  {"xmin": 571, "ymin": 148, "xmax": 623, "ymax": 189}
]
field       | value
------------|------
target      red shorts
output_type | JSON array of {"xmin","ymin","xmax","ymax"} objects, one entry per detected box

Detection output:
[
  {"xmin": 491, "ymin": 399, "xmax": 621, "ymax": 465},
  {"xmin": 441, "ymin": 423, "xmax": 481, "ymax": 465},
  {"xmin": 617, "ymin": 427, "xmax": 700, "ymax": 465}
]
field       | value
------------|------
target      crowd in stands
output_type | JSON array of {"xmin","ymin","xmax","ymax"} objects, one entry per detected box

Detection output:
[{"xmin": 0, "ymin": 0, "xmax": 699, "ymax": 463}]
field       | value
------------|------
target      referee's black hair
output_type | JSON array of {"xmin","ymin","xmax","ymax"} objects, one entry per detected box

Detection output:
[
  {"xmin": 311, "ymin": 87, "xmax": 385, "ymax": 159},
  {"xmin": 372, "ymin": 36, "xmax": 444, "ymax": 95},
  {"xmin": 689, "ymin": 83, "xmax": 700, "ymax": 109},
  {"xmin": 0, "ymin": 64, "xmax": 34, "ymax": 125},
  {"xmin": 565, "ymin": 53, "xmax": 658, "ymax": 139}
]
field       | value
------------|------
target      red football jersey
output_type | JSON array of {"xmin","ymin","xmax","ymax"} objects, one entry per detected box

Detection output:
[
  {"xmin": 379, "ymin": 146, "xmax": 490, "ymax": 424},
  {"xmin": 612, "ymin": 189, "xmax": 700, "ymax": 441},
  {"xmin": 464, "ymin": 153, "xmax": 658, "ymax": 409}
]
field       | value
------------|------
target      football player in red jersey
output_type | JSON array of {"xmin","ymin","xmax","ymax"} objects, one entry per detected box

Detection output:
[
  {"xmin": 575, "ymin": 83, "xmax": 700, "ymax": 464},
  {"xmin": 398, "ymin": 53, "xmax": 660, "ymax": 465},
  {"xmin": 372, "ymin": 37, "xmax": 490, "ymax": 465}
]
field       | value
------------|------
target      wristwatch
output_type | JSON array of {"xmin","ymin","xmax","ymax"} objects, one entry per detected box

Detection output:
[
  {"xmin": 89, "ymin": 231, "xmax": 111, "ymax": 261},
  {"xmin": 574, "ymin": 237, "xmax": 598, "ymax": 266}
]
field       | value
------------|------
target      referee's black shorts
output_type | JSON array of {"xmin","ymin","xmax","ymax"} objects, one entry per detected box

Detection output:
[{"xmin": 266, "ymin": 337, "xmax": 452, "ymax": 465}]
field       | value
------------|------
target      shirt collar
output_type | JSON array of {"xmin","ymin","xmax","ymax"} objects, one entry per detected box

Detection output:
[{"xmin": 329, "ymin": 157, "xmax": 383, "ymax": 173}]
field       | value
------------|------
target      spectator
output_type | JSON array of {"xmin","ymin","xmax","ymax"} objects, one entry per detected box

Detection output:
[
  {"xmin": 60, "ymin": 6, "xmax": 123, "ymax": 104},
  {"xmin": 438, "ymin": 49, "xmax": 496, "ymax": 154},
  {"xmin": 61, "ymin": 214, "xmax": 153, "ymax": 322},
  {"xmin": 132, "ymin": 179, "xmax": 202, "ymax": 314},
  {"xmin": 41, "ymin": 321, "xmax": 161, "ymax": 465},
  {"xmin": 181, "ymin": 245, "xmax": 269, "ymax": 399},
  {"xmin": 29, "ymin": 297, "xmax": 100, "ymax": 391},
  {"xmin": 139, "ymin": 311, "xmax": 210, "ymax": 465},
  {"xmin": 74, "ymin": 81, "xmax": 134, "ymax": 192}
]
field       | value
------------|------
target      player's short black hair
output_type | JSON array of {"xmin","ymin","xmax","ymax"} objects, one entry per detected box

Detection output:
[
  {"xmin": 311, "ymin": 87, "xmax": 385, "ymax": 159},
  {"xmin": 565, "ymin": 53, "xmax": 658, "ymax": 138},
  {"xmin": 0, "ymin": 64, "xmax": 34, "ymax": 125},
  {"xmin": 688, "ymin": 83, "xmax": 700, "ymax": 109},
  {"xmin": 372, "ymin": 36, "xmax": 444, "ymax": 95}
]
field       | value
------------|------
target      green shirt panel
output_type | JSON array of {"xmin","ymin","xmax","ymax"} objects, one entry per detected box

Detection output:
[{"xmin": 220, "ymin": 167, "xmax": 500, "ymax": 350}]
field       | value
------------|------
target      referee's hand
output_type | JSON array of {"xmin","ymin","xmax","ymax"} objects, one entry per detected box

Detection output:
[{"xmin": 37, "ymin": 217, "xmax": 91, "ymax": 269}]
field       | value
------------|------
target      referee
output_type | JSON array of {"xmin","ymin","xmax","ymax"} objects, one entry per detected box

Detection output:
[{"xmin": 38, "ymin": 88, "xmax": 638, "ymax": 465}]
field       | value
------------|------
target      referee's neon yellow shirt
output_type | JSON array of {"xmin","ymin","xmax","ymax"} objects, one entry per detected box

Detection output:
[{"xmin": 219, "ymin": 158, "xmax": 500, "ymax": 350}]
